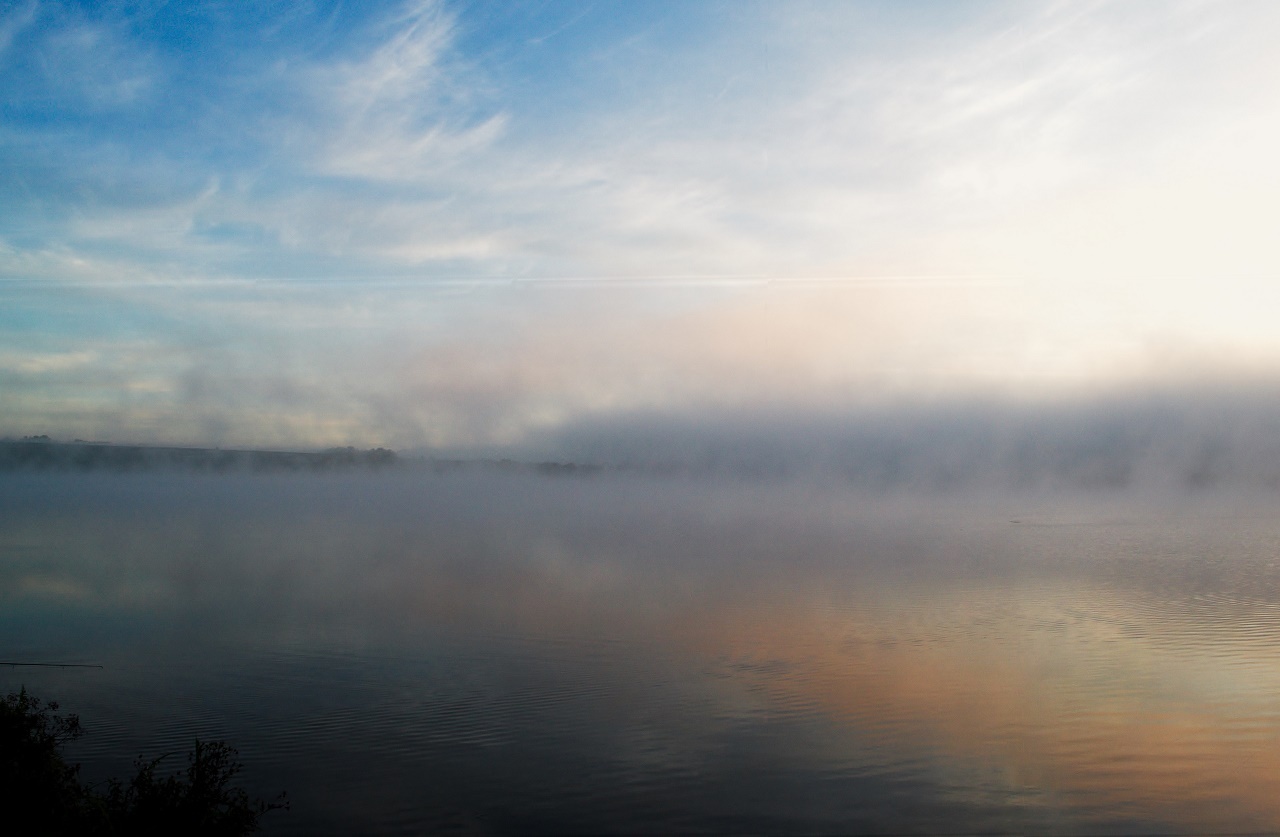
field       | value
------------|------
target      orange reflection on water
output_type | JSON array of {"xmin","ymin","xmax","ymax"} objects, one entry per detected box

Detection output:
[
  {"xmin": 380, "ymin": 535, "xmax": 1280, "ymax": 831},
  {"xmin": 666, "ymin": 579, "xmax": 1280, "ymax": 832}
]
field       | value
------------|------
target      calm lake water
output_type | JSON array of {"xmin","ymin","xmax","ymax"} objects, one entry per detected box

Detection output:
[{"xmin": 3, "ymin": 471, "xmax": 1280, "ymax": 834}]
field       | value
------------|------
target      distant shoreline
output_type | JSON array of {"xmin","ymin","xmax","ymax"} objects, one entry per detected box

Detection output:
[
  {"xmin": 0, "ymin": 438, "xmax": 602, "ymax": 476},
  {"xmin": 0, "ymin": 438, "xmax": 398, "ymax": 472}
]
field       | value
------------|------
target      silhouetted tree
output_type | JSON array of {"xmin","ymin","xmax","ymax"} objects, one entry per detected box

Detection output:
[
  {"xmin": 0, "ymin": 689, "xmax": 87, "ymax": 834},
  {"xmin": 95, "ymin": 740, "xmax": 287, "ymax": 835},
  {"xmin": 1, "ymin": 689, "xmax": 285, "ymax": 835}
]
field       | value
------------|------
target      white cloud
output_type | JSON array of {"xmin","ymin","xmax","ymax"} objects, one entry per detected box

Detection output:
[
  {"xmin": 0, "ymin": 0, "xmax": 37, "ymax": 58},
  {"xmin": 0, "ymin": 349, "xmax": 97, "ymax": 375},
  {"xmin": 303, "ymin": 0, "xmax": 507, "ymax": 181},
  {"xmin": 40, "ymin": 18, "xmax": 155, "ymax": 108}
]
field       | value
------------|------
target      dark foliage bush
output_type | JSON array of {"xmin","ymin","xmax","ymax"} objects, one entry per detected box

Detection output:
[{"xmin": 1, "ymin": 689, "xmax": 285, "ymax": 835}]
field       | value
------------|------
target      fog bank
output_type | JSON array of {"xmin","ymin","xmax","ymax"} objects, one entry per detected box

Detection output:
[{"xmin": 521, "ymin": 385, "xmax": 1280, "ymax": 492}]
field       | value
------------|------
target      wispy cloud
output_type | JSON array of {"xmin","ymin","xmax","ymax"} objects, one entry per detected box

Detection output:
[
  {"xmin": 303, "ymin": 0, "xmax": 507, "ymax": 181},
  {"xmin": 0, "ymin": 1, "xmax": 37, "ymax": 58},
  {"xmin": 4, "ymin": 1, "xmax": 1280, "ymax": 448}
]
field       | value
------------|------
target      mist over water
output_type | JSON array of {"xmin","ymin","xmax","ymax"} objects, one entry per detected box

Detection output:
[
  {"xmin": 525, "ymin": 386, "xmax": 1280, "ymax": 492},
  {"xmin": 4, "ymin": 469, "xmax": 1280, "ymax": 834}
]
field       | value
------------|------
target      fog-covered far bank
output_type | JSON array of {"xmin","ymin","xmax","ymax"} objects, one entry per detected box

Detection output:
[
  {"xmin": 0, "ymin": 438, "xmax": 606, "ymax": 478},
  {"xmin": 11, "ymin": 384, "xmax": 1280, "ymax": 494},
  {"xmin": 516, "ymin": 385, "xmax": 1280, "ymax": 493},
  {"xmin": 0, "ymin": 439, "xmax": 398, "ymax": 473}
]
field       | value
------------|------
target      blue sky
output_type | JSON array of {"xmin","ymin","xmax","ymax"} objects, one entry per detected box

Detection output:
[{"xmin": 4, "ymin": 1, "xmax": 1280, "ymax": 451}]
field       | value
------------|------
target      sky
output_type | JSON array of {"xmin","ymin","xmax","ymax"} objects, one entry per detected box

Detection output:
[{"xmin": 3, "ymin": 0, "xmax": 1280, "ymax": 454}]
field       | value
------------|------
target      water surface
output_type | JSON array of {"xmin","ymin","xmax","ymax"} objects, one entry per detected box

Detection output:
[{"xmin": 3, "ymin": 472, "xmax": 1279, "ymax": 834}]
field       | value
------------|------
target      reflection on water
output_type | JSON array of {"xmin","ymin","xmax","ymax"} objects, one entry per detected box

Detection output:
[{"xmin": 3, "ymin": 472, "xmax": 1280, "ymax": 834}]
